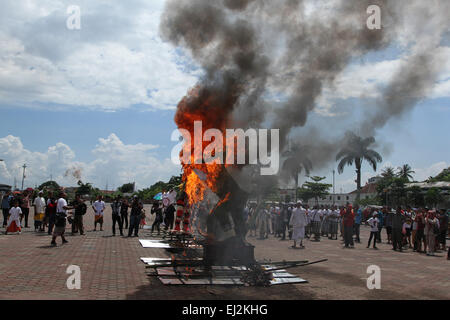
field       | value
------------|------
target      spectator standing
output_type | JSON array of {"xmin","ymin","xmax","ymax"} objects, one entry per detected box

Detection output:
[
  {"xmin": 120, "ymin": 198, "xmax": 129, "ymax": 229},
  {"xmin": 384, "ymin": 207, "xmax": 393, "ymax": 244},
  {"xmin": 376, "ymin": 208, "xmax": 384, "ymax": 243},
  {"xmin": 310, "ymin": 206, "xmax": 322, "ymax": 242},
  {"xmin": 437, "ymin": 209, "xmax": 448, "ymax": 251},
  {"xmin": 33, "ymin": 191, "xmax": 46, "ymax": 232},
  {"xmin": 256, "ymin": 205, "xmax": 270, "ymax": 240},
  {"xmin": 328, "ymin": 205, "xmax": 339, "ymax": 240},
  {"xmin": 151, "ymin": 201, "xmax": 163, "ymax": 235},
  {"xmin": 46, "ymin": 192, "xmax": 57, "ymax": 235},
  {"xmin": 403, "ymin": 208, "xmax": 413, "ymax": 248},
  {"xmin": 164, "ymin": 203, "xmax": 175, "ymax": 231},
  {"xmin": 1, "ymin": 191, "xmax": 12, "ymax": 227},
  {"xmin": 353, "ymin": 205, "xmax": 362, "ymax": 243},
  {"xmin": 424, "ymin": 211, "xmax": 439, "ymax": 256},
  {"xmin": 20, "ymin": 190, "xmax": 30, "ymax": 228},
  {"xmin": 72, "ymin": 194, "xmax": 86, "ymax": 235},
  {"xmin": 367, "ymin": 212, "xmax": 379, "ymax": 249},
  {"xmin": 51, "ymin": 192, "xmax": 72, "ymax": 246},
  {"xmin": 279, "ymin": 204, "xmax": 290, "ymax": 241},
  {"xmin": 5, "ymin": 200, "xmax": 22, "ymax": 234},
  {"xmin": 414, "ymin": 209, "xmax": 425, "ymax": 252},
  {"xmin": 128, "ymin": 195, "xmax": 143, "ymax": 237},
  {"xmin": 111, "ymin": 196, "xmax": 123, "ymax": 236},
  {"xmin": 92, "ymin": 195, "xmax": 106, "ymax": 231},
  {"xmin": 341, "ymin": 204, "xmax": 355, "ymax": 248},
  {"xmin": 392, "ymin": 207, "xmax": 406, "ymax": 252},
  {"xmin": 289, "ymin": 202, "xmax": 307, "ymax": 249}
]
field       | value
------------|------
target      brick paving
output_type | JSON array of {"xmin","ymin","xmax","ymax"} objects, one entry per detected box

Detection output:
[{"xmin": 0, "ymin": 205, "xmax": 448, "ymax": 300}]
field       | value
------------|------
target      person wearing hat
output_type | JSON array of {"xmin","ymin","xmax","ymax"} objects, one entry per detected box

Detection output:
[
  {"xmin": 366, "ymin": 212, "xmax": 379, "ymax": 249},
  {"xmin": 33, "ymin": 191, "xmax": 46, "ymax": 232}
]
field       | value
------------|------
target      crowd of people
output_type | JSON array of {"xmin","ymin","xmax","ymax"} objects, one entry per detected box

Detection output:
[
  {"xmin": 1, "ymin": 189, "xmax": 449, "ymax": 259},
  {"xmin": 0, "ymin": 190, "xmax": 161, "ymax": 246},
  {"xmin": 245, "ymin": 202, "xmax": 450, "ymax": 259}
]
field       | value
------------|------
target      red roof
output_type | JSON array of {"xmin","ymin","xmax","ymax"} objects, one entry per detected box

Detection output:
[{"xmin": 350, "ymin": 183, "xmax": 377, "ymax": 194}]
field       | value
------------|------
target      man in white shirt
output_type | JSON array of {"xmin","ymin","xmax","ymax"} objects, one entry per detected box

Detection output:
[
  {"xmin": 33, "ymin": 191, "xmax": 46, "ymax": 232},
  {"xmin": 289, "ymin": 202, "xmax": 308, "ymax": 249},
  {"xmin": 92, "ymin": 195, "xmax": 106, "ymax": 231},
  {"xmin": 367, "ymin": 213, "xmax": 379, "ymax": 249},
  {"xmin": 51, "ymin": 191, "xmax": 73, "ymax": 246}
]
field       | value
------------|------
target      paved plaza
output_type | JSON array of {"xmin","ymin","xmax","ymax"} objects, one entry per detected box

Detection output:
[{"xmin": 0, "ymin": 205, "xmax": 448, "ymax": 300}]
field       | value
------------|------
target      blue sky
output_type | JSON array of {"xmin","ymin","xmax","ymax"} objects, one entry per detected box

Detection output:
[{"xmin": 0, "ymin": 0, "xmax": 449, "ymax": 192}]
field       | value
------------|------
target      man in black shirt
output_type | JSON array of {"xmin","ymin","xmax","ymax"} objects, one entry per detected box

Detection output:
[
  {"xmin": 120, "ymin": 198, "xmax": 129, "ymax": 229},
  {"xmin": 128, "ymin": 196, "xmax": 143, "ymax": 237},
  {"xmin": 72, "ymin": 194, "xmax": 87, "ymax": 235},
  {"xmin": 111, "ymin": 196, "xmax": 123, "ymax": 236}
]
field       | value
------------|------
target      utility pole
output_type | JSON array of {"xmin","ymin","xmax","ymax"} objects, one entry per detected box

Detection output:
[
  {"xmin": 21, "ymin": 164, "xmax": 27, "ymax": 191},
  {"xmin": 332, "ymin": 169, "xmax": 335, "ymax": 205}
]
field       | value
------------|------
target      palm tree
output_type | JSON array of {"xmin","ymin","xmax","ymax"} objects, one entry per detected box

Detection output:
[
  {"xmin": 336, "ymin": 132, "xmax": 382, "ymax": 201},
  {"xmin": 397, "ymin": 164, "xmax": 415, "ymax": 181},
  {"xmin": 282, "ymin": 145, "xmax": 313, "ymax": 202},
  {"xmin": 381, "ymin": 166, "xmax": 396, "ymax": 178}
]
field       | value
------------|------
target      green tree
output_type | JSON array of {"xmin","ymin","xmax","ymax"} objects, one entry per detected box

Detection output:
[
  {"xmin": 381, "ymin": 166, "xmax": 396, "ymax": 178},
  {"xmin": 389, "ymin": 177, "xmax": 408, "ymax": 206},
  {"xmin": 76, "ymin": 180, "xmax": 93, "ymax": 196},
  {"xmin": 336, "ymin": 132, "xmax": 382, "ymax": 201},
  {"xmin": 282, "ymin": 145, "xmax": 313, "ymax": 202},
  {"xmin": 298, "ymin": 176, "xmax": 332, "ymax": 205},
  {"xmin": 397, "ymin": 164, "xmax": 415, "ymax": 181},
  {"xmin": 424, "ymin": 187, "xmax": 443, "ymax": 208},
  {"xmin": 38, "ymin": 180, "xmax": 60, "ymax": 191},
  {"xmin": 118, "ymin": 182, "xmax": 135, "ymax": 193},
  {"xmin": 408, "ymin": 185, "xmax": 424, "ymax": 207}
]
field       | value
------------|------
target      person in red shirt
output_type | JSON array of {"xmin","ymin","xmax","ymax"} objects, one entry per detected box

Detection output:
[
  {"xmin": 341, "ymin": 203, "xmax": 355, "ymax": 248},
  {"xmin": 413, "ymin": 209, "xmax": 425, "ymax": 252}
]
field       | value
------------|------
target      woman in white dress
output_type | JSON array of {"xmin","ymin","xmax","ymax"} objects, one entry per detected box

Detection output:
[{"xmin": 6, "ymin": 200, "xmax": 22, "ymax": 234}]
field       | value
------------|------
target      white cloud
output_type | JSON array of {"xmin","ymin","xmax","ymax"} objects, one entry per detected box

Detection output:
[
  {"xmin": 412, "ymin": 161, "xmax": 449, "ymax": 182},
  {"xmin": 0, "ymin": 134, "xmax": 180, "ymax": 190},
  {"xmin": 0, "ymin": 0, "xmax": 199, "ymax": 111}
]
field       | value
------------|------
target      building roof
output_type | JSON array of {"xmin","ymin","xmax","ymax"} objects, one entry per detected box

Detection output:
[
  {"xmin": 349, "ymin": 182, "xmax": 378, "ymax": 194},
  {"xmin": 406, "ymin": 181, "xmax": 450, "ymax": 189}
]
